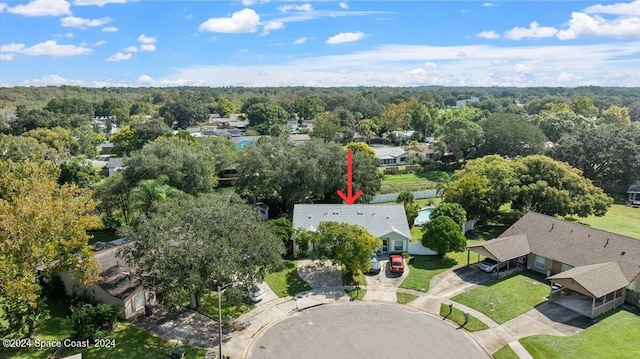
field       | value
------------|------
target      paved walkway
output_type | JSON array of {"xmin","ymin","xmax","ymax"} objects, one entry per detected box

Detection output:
[{"xmin": 133, "ymin": 263, "xmax": 592, "ymax": 359}]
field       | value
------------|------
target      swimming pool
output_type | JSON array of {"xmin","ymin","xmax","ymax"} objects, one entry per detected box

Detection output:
[{"xmin": 414, "ymin": 206, "xmax": 434, "ymax": 226}]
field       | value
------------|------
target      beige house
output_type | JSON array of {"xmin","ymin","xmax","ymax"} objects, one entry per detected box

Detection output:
[
  {"xmin": 467, "ymin": 212, "xmax": 640, "ymax": 318},
  {"xmin": 292, "ymin": 204, "xmax": 411, "ymax": 255},
  {"xmin": 60, "ymin": 240, "xmax": 155, "ymax": 319}
]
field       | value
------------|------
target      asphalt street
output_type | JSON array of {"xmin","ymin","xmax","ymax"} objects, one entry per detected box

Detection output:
[{"xmin": 248, "ymin": 302, "xmax": 489, "ymax": 359}]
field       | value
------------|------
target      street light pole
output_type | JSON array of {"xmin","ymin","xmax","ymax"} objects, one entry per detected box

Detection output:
[{"xmin": 217, "ymin": 281, "xmax": 243, "ymax": 359}]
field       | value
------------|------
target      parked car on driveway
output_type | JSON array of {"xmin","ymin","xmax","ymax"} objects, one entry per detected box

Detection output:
[
  {"xmin": 389, "ymin": 254, "xmax": 405, "ymax": 274},
  {"xmin": 369, "ymin": 254, "xmax": 381, "ymax": 274},
  {"xmin": 478, "ymin": 258, "xmax": 508, "ymax": 273}
]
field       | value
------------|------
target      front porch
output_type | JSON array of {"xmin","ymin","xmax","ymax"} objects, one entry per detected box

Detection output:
[{"xmin": 549, "ymin": 287, "xmax": 625, "ymax": 318}]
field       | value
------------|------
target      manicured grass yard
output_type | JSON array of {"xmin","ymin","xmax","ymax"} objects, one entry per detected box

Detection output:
[
  {"xmin": 0, "ymin": 297, "xmax": 205, "ymax": 359},
  {"xmin": 492, "ymin": 344, "xmax": 519, "ymax": 359},
  {"xmin": 439, "ymin": 303, "xmax": 489, "ymax": 332},
  {"xmin": 520, "ymin": 309, "xmax": 640, "ymax": 359},
  {"xmin": 264, "ymin": 259, "xmax": 311, "ymax": 297},
  {"xmin": 451, "ymin": 271, "xmax": 549, "ymax": 324},
  {"xmin": 399, "ymin": 255, "xmax": 457, "ymax": 292},
  {"xmin": 180, "ymin": 291, "xmax": 255, "ymax": 322},
  {"xmin": 379, "ymin": 170, "xmax": 449, "ymax": 193},
  {"xmin": 343, "ymin": 271, "xmax": 367, "ymax": 286},
  {"xmin": 345, "ymin": 288, "xmax": 366, "ymax": 301},
  {"xmin": 396, "ymin": 292, "xmax": 418, "ymax": 304},
  {"xmin": 566, "ymin": 203, "xmax": 640, "ymax": 239}
]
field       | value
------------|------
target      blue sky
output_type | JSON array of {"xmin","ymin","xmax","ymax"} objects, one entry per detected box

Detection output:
[{"xmin": 1, "ymin": 0, "xmax": 639, "ymax": 87}]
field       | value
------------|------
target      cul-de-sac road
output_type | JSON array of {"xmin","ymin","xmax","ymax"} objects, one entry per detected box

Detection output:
[{"xmin": 248, "ymin": 302, "xmax": 489, "ymax": 359}]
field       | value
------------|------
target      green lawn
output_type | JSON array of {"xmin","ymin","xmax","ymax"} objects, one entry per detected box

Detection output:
[
  {"xmin": 492, "ymin": 344, "xmax": 520, "ymax": 359},
  {"xmin": 264, "ymin": 259, "xmax": 311, "ymax": 297},
  {"xmin": 180, "ymin": 291, "xmax": 255, "ymax": 323},
  {"xmin": 379, "ymin": 171, "xmax": 450, "ymax": 193},
  {"xmin": 345, "ymin": 288, "xmax": 366, "ymax": 301},
  {"xmin": 565, "ymin": 203, "xmax": 640, "ymax": 239},
  {"xmin": 439, "ymin": 303, "xmax": 489, "ymax": 332},
  {"xmin": 520, "ymin": 309, "xmax": 640, "ymax": 359},
  {"xmin": 396, "ymin": 292, "xmax": 418, "ymax": 304},
  {"xmin": 0, "ymin": 297, "xmax": 205, "ymax": 359},
  {"xmin": 343, "ymin": 271, "xmax": 367, "ymax": 286},
  {"xmin": 399, "ymin": 255, "xmax": 457, "ymax": 292},
  {"xmin": 451, "ymin": 271, "xmax": 550, "ymax": 324}
]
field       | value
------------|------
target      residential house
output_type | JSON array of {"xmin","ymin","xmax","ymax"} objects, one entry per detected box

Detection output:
[
  {"xmin": 373, "ymin": 146, "xmax": 410, "ymax": 167},
  {"xmin": 406, "ymin": 144, "xmax": 434, "ymax": 159},
  {"xmin": 106, "ymin": 157, "xmax": 124, "ymax": 176},
  {"xmin": 230, "ymin": 135, "xmax": 265, "ymax": 149},
  {"xmin": 287, "ymin": 134, "xmax": 311, "ymax": 146},
  {"xmin": 467, "ymin": 212, "xmax": 640, "ymax": 318},
  {"xmin": 98, "ymin": 141, "xmax": 114, "ymax": 156},
  {"xmin": 59, "ymin": 239, "xmax": 155, "ymax": 319},
  {"xmin": 292, "ymin": 204, "xmax": 411, "ymax": 255},
  {"xmin": 627, "ymin": 180, "xmax": 640, "ymax": 207}
]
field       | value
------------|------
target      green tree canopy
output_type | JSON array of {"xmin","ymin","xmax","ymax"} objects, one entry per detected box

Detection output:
[
  {"xmin": 159, "ymin": 97, "xmax": 209, "ymax": 129},
  {"xmin": 293, "ymin": 95, "xmax": 323, "ymax": 120},
  {"xmin": 421, "ymin": 216, "xmax": 466, "ymax": 256},
  {"xmin": 430, "ymin": 203, "xmax": 467, "ymax": 231},
  {"xmin": 0, "ymin": 134, "xmax": 48, "ymax": 162},
  {"xmin": 598, "ymin": 105, "xmax": 631, "ymax": 126},
  {"xmin": 246, "ymin": 103, "xmax": 289, "ymax": 134},
  {"xmin": 123, "ymin": 136, "xmax": 217, "ymax": 195},
  {"xmin": 443, "ymin": 172, "xmax": 490, "ymax": 222},
  {"xmin": 58, "ymin": 159, "xmax": 100, "ymax": 188},
  {"xmin": 309, "ymin": 222, "xmax": 381, "ymax": 275},
  {"xmin": 118, "ymin": 193, "xmax": 285, "ymax": 309},
  {"xmin": 439, "ymin": 118, "xmax": 484, "ymax": 160},
  {"xmin": 310, "ymin": 112, "xmax": 341, "ymax": 143},
  {"xmin": 0, "ymin": 160, "xmax": 99, "ymax": 335},
  {"xmin": 510, "ymin": 155, "xmax": 613, "ymax": 217},
  {"xmin": 479, "ymin": 114, "xmax": 547, "ymax": 157},
  {"xmin": 110, "ymin": 125, "xmax": 139, "ymax": 156}
]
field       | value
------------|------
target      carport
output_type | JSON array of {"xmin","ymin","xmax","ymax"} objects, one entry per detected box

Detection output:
[
  {"xmin": 466, "ymin": 234, "xmax": 530, "ymax": 278},
  {"xmin": 548, "ymin": 262, "xmax": 628, "ymax": 318}
]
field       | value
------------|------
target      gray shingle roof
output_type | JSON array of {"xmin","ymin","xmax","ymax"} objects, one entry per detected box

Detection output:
[
  {"xmin": 94, "ymin": 245, "xmax": 141, "ymax": 300},
  {"xmin": 373, "ymin": 146, "xmax": 406, "ymax": 159},
  {"xmin": 548, "ymin": 262, "xmax": 628, "ymax": 298},
  {"xmin": 500, "ymin": 212, "xmax": 640, "ymax": 282},
  {"xmin": 628, "ymin": 180, "xmax": 640, "ymax": 193},
  {"xmin": 467, "ymin": 234, "xmax": 530, "ymax": 262},
  {"xmin": 292, "ymin": 204, "xmax": 410, "ymax": 239}
]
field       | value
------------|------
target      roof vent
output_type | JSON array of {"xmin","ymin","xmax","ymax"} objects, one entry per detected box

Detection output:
[
  {"xmin": 308, "ymin": 215, "xmax": 312, "ymax": 219},
  {"xmin": 372, "ymin": 212, "xmax": 376, "ymax": 216},
  {"xmin": 621, "ymin": 251, "xmax": 626, "ymax": 256}
]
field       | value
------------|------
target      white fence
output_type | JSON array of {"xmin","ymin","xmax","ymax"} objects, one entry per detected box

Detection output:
[{"xmin": 370, "ymin": 189, "xmax": 438, "ymax": 204}]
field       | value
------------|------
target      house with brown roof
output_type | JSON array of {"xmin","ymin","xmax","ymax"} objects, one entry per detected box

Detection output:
[
  {"xmin": 406, "ymin": 144, "xmax": 434, "ymax": 159},
  {"xmin": 467, "ymin": 212, "xmax": 640, "ymax": 318},
  {"xmin": 59, "ymin": 240, "xmax": 155, "ymax": 319}
]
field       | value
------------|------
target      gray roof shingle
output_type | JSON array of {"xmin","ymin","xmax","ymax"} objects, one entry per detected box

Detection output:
[
  {"xmin": 292, "ymin": 204, "xmax": 410, "ymax": 239},
  {"xmin": 467, "ymin": 234, "xmax": 530, "ymax": 262},
  {"xmin": 373, "ymin": 147, "xmax": 406, "ymax": 159},
  {"xmin": 548, "ymin": 262, "xmax": 628, "ymax": 298}
]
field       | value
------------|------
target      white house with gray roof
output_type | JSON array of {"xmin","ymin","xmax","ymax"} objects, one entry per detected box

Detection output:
[
  {"xmin": 292, "ymin": 204, "xmax": 411, "ymax": 255},
  {"xmin": 373, "ymin": 146, "xmax": 409, "ymax": 167}
]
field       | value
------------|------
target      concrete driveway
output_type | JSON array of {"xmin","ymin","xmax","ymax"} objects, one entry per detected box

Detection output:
[
  {"xmin": 363, "ymin": 255, "xmax": 409, "ymax": 303},
  {"xmin": 427, "ymin": 266, "xmax": 494, "ymax": 298},
  {"xmin": 248, "ymin": 302, "xmax": 489, "ymax": 359}
]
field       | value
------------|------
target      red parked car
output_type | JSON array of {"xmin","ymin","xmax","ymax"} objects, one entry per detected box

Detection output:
[{"xmin": 389, "ymin": 254, "xmax": 405, "ymax": 274}]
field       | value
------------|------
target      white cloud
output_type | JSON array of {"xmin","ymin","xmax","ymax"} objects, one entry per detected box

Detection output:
[
  {"xmin": 504, "ymin": 22, "xmax": 558, "ymax": 40},
  {"xmin": 262, "ymin": 21, "xmax": 284, "ymax": 35},
  {"xmin": 61, "ymin": 16, "xmax": 112, "ymax": 28},
  {"xmin": 424, "ymin": 62, "xmax": 438, "ymax": 68},
  {"xmin": 94, "ymin": 40, "xmax": 107, "ymax": 46},
  {"xmin": 242, "ymin": 0, "xmax": 268, "ymax": 5},
  {"xmin": 107, "ymin": 52, "xmax": 132, "ymax": 61},
  {"xmin": 279, "ymin": 3, "xmax": 312, "ymax": 13},
  {"xmin": 339, "ymin": 2, "xmax": 348, "ymax": 10},
  {"xmin": 54, "ymin": 32, "xmax": 75, "ymax": 38},
  {"xmin": 137, "ymin": 75, "xmax": 156, "ymax": 85},
  {"xmin": 482, "ymin": 2, "xmax": 497, "ymax": 7},
  {"xmin": 584, "ymin": 1, "xmax": 640, "ymax": 16},
  {"xmin": 102, "ymin": 26, "xmax": 118, "ymax": 32},
  {"xmin": 137, "ymin": 34, "xmax": 156, "ymax": 44},
  {"xmin": 73, "ymin": 0, "xmax": 128, "ymax": 6},
  {"xmin": 476, "ymin": 30, "xmax": 500, "ymax": 39},
  {"xmin": 1, "ymin": 40, "xmax": 91, "ymax": 56},
  {"xmin": 326, "ymin": 31, "xmax": 366, "ymax": 44},
  {"xmin": 0, "ymin": 53, "xmax": 14, "ymax": 60},
  {"xmin": 124, "ymin": 46, "xmax": 138, "ymax": 53},
  {"xmin": 199, "ymin": 8, "xmax": 260, "ymax": 33},
  {"xmin": 0, "ymin": 3, "xmax": 7, "ymax": 12},
  {"xmin": 513, "ymin": 63, "xmax": 532, "ymax": 74},
  {"xmin": 139, "ymin": 44, "xmax": 156, "ymax": 52},
  {"xmin": 293, "ymin": 37, "xmax": 307, "ymax": 45},
  {"xmin": 557, "ymin": 12, "xmax": 640, "ymax": 40},
  {"xmin": 6, "ymin": 0, "xmax": 70, "ymax": 17},
  {"xmin": 23, "ymin": 74, "xmax": 84, "ymax": 86}
]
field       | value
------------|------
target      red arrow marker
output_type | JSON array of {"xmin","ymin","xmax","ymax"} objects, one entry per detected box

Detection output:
[{"xmin": 337, "ymin": 150, "xmax": 363, "ymax": 205}]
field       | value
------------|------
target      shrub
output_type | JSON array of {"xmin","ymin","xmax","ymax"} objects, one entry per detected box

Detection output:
[{"xmin": 70, "ymin": 303, "xmax": 121, "ymax": 340}]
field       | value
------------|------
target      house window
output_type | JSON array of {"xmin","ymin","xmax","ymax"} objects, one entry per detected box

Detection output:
[
  {"xmin": 381, "ymin": 239, "xmax": 388, "ymax": 253},
  {"xmin": 561, "ymin": 264, "xmax": 573, "ymax": 272},
  {"xmin": 133, "ymin": 291, "xmax": 146, "ymax": 312},
  {"xmin": 534, "ymin": 255, "xmax": 546, "ymax": 270},
  {"xmin": 394, "ymin": 241, "xmax": 404, "ymax": 251}
]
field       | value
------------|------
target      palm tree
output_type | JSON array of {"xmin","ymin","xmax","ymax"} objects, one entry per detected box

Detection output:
[{"xmin": 128, "ymin": 175, "xmax": 182, "ymax": 219}]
